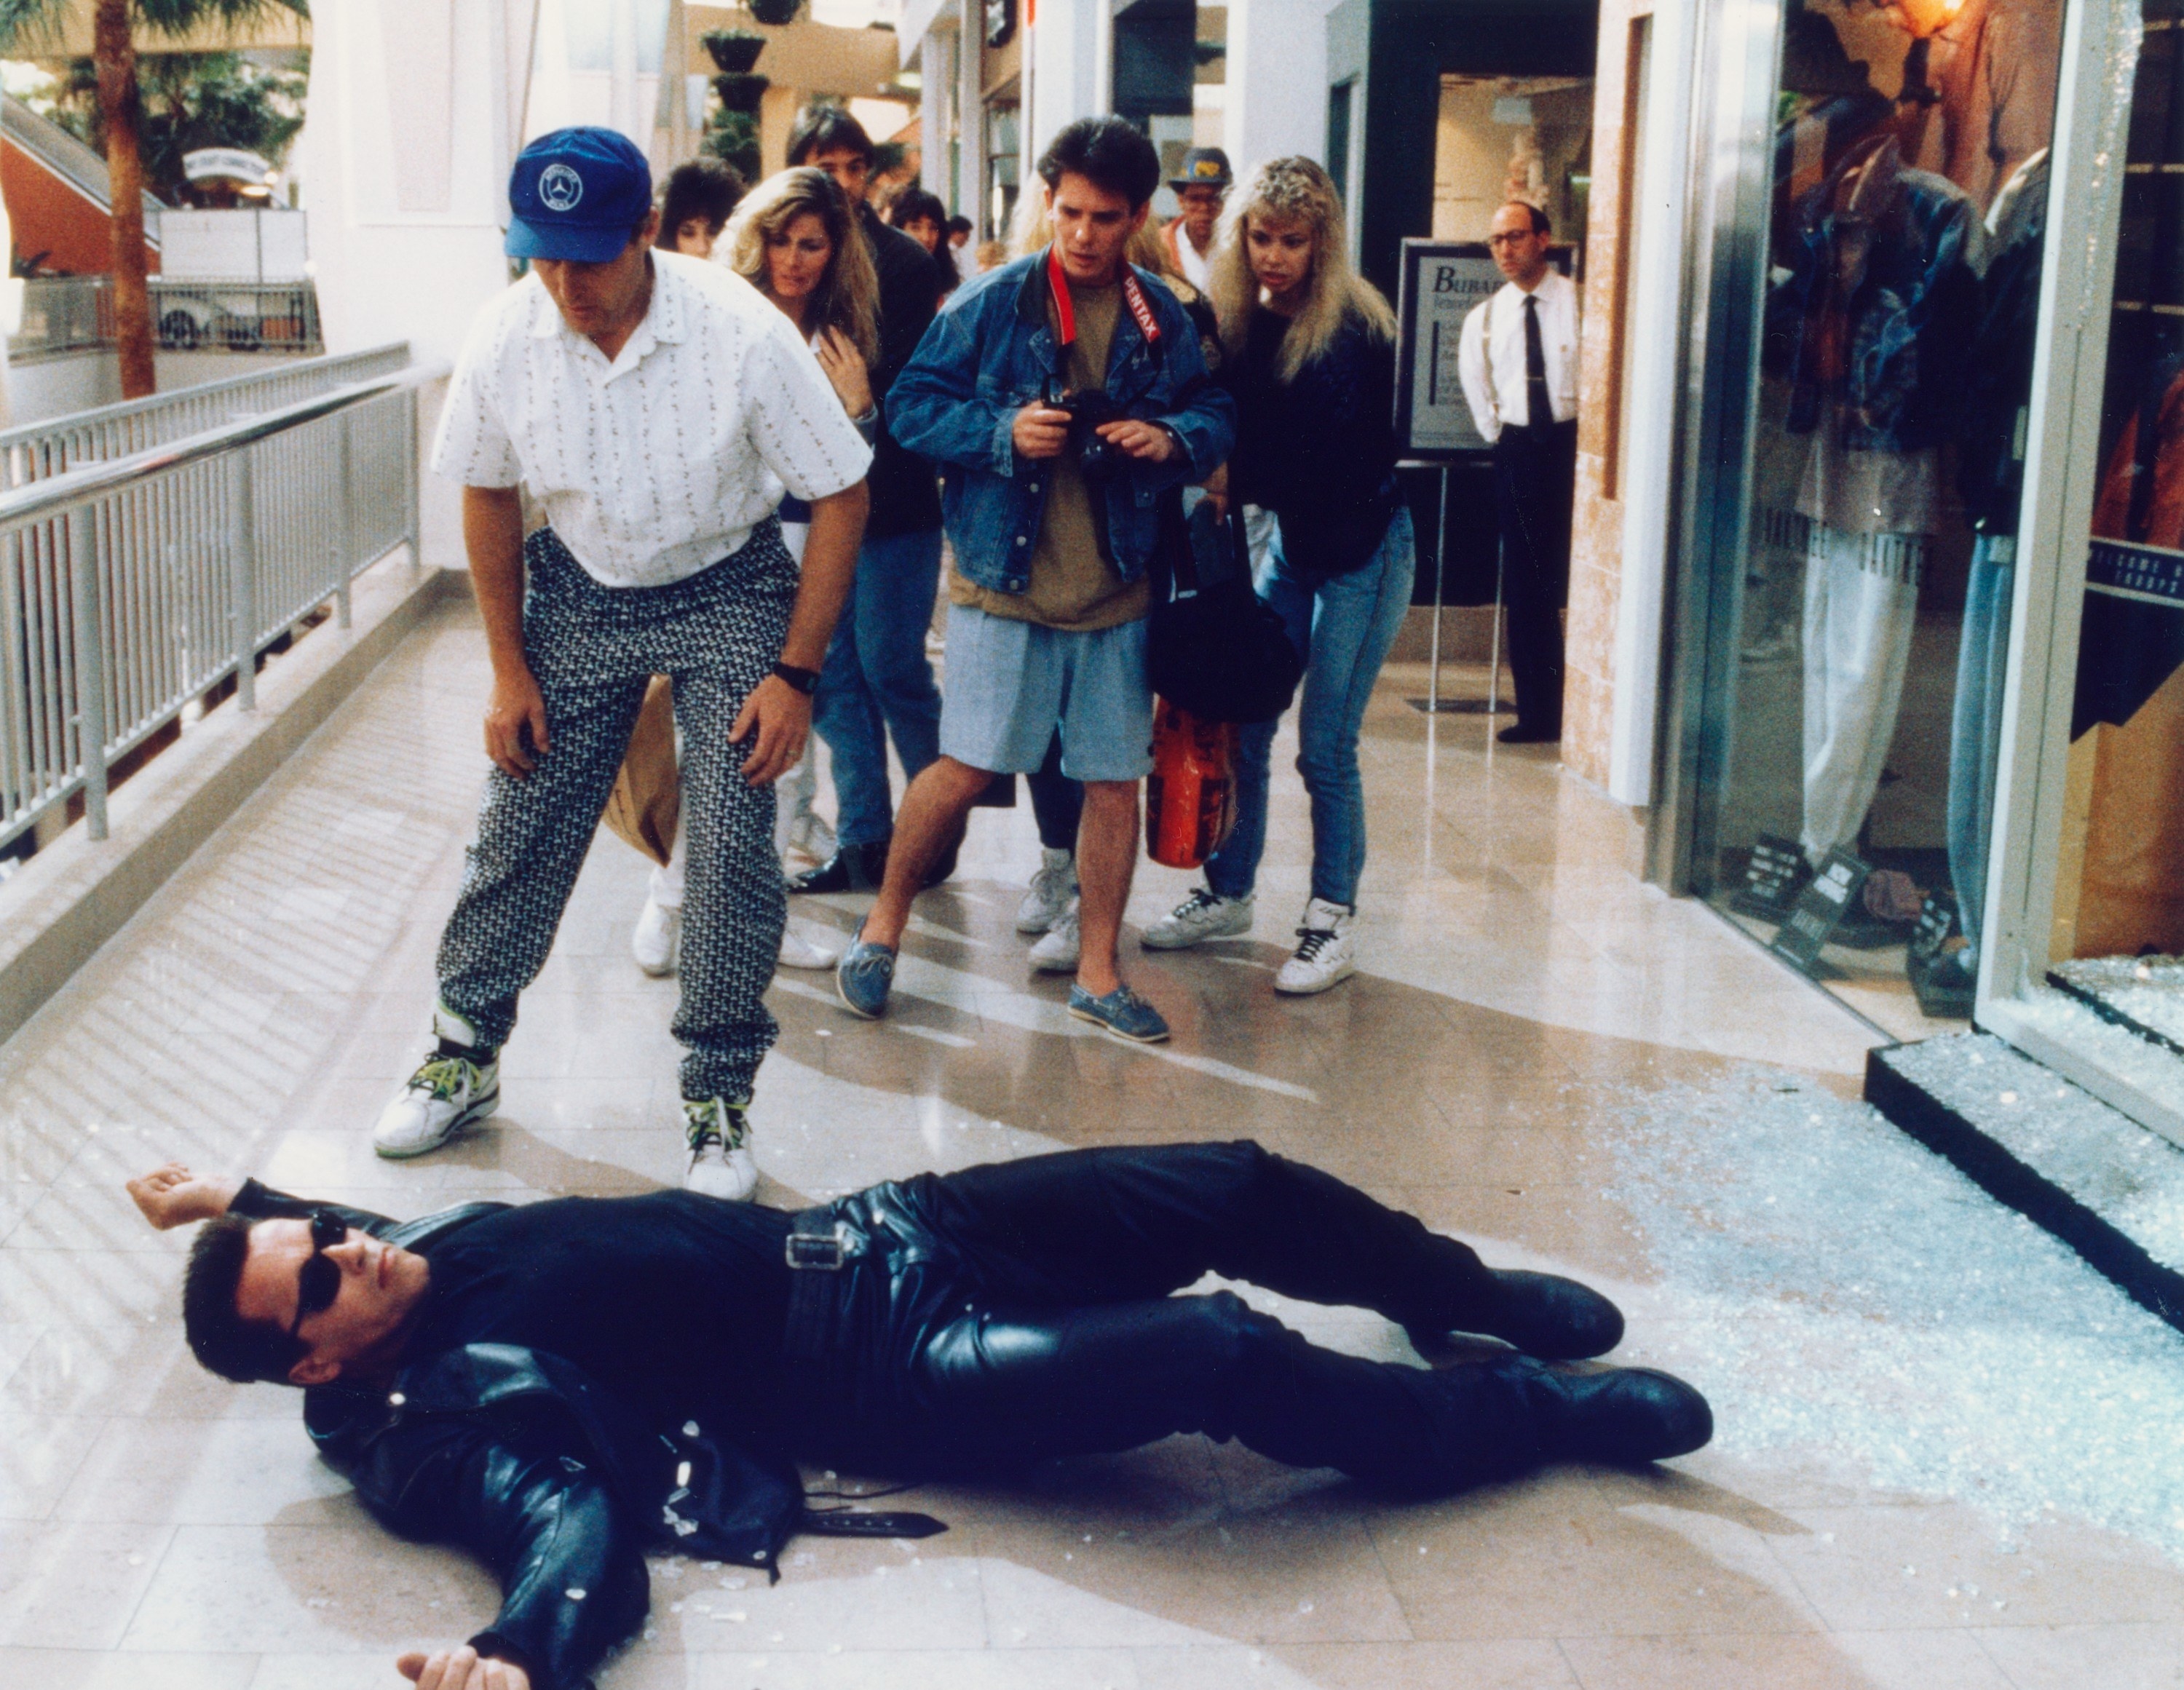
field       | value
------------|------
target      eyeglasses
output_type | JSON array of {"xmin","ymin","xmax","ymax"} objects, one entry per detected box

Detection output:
[
  {"xmin": 290, "ymin": 1208, "xmax": 349, "ymax": 1338},
  {"xmin": 1487, "ymin": 232, "xmax": 1537, "ymax": 249}
]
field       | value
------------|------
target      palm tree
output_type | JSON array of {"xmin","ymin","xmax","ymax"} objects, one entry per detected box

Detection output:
[{"xmin": 0, "ymin": 0, "xmax": 309, "ymax": 397}]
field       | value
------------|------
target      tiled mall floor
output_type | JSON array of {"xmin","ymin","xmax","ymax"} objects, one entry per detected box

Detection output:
[{"xmin": 4, "ymin": 592, "xmax": 2182, "ymax": 1689}]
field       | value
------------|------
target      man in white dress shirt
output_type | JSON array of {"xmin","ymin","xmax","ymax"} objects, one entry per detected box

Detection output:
[
  {"xmin": 1457, "ymin": 200, "xmax": 1580, "ymax": 745},
  {"xmin": 371, "ymin": 127, "xmax": 873, "ymax": 1200}
]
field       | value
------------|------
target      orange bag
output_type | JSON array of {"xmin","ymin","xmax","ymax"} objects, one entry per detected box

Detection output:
[{"xmin": 1145, "ymin": 697, "xmax": 1238, "ymax": 869}]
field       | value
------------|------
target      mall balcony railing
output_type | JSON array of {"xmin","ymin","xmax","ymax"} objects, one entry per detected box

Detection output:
[
  {"xmin": 7, "ymin": 274, "xmax": 325, "ymax": 363},
  {"xmin": 0, "ymin": 349, "xmax": 445, "ymax": 849}
]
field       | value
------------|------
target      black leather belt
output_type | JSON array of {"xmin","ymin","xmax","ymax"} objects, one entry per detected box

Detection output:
[{"xmin": 783, "ymin": 1205, "xmax": 860, "ymax": 1365}]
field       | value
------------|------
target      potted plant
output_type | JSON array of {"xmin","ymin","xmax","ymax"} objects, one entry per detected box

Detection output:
[
  {"xmin": 699, "ymin": 28, "xmax": 764, "ymax": 73},
  {"xmin": 714, "ymin": 71, "xmax": 768, "ymax": 114},
  {"xmin": 746, "ymin": 0, "xmax": 799, "ymax": 26}
]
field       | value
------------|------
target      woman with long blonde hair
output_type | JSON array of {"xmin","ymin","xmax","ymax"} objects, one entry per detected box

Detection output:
[
  {"xmin": 631, "ymin": 167, "xmax": 884, "ymax": 979},
  {"xmin": 1143, "ymin": 156, "xmax": 1414, "ymax": 997}
]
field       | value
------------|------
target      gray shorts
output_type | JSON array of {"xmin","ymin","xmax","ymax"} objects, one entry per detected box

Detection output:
[{"xmin": 938, "ymin": 603, "xmax": 1154, "ymax": 782}]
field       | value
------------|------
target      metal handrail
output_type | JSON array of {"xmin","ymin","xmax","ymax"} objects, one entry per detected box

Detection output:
[
  {"xmin": 0, "ymin": 363, "xmax": 446, "ymax": 533},
  {"xmin": 0, "ymin": 355, "xmax": 449, "ymax": 849}
]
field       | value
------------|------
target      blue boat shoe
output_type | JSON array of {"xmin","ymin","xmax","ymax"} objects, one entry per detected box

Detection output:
[
  {"xmin": 835, "ymin": 934, "xmax": 897, "ymax": 1020},
  {"xmin": 1067, "ymin": 981, "xmax": 1171, "ymax": 1044}
]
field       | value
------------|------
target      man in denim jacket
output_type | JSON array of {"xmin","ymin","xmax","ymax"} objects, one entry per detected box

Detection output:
[{"xmin": 834, "ymin": 118, "xmax": 1235, "ymax": 1044}]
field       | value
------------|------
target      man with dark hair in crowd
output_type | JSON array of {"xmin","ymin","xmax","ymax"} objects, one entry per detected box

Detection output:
[
  {"xmin": 655, "ymin": 156, "xmax": 745, "ymax": 258},
  {"xmin": 890, "ymin": 186, "xmax": 959, "ymax": 300},
  {"xmin": 132, "ymin": 1146, "xmax": 1709, "ymax": 1690},
  {"xmin": 779, "ymin": 104, "xmax": 951, "ymax": 895},
  {"xmin": 836, "ymin": 117, "xmax": 1234, "ymax": 1045}
]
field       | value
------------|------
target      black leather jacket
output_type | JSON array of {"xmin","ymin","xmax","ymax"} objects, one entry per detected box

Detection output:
[{"xmin": 231, "ymin": 1180, "xmax": 806, "ymax": 1690}]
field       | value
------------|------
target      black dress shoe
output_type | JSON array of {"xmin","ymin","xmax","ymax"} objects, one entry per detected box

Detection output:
[
  {"xmin": 1407, "ymin": 1269, "xmax": 1624, "ymax": 1361},
  {"xmin": 1511, "ymin": 1357, "xmax": 1714, "ymax": 1464},
  {"xmin": 1497, "ymin": 721, "xmax": 1562, "ymax": 745},
  {"xmin": 788, "ymin": 839, "xmax": 890, "ymax": 894}
]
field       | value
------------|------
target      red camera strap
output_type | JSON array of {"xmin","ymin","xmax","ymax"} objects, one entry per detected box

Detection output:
[{"xmin": 1045, "ymin": 244, "xmax": 1163, "ymax": 349}]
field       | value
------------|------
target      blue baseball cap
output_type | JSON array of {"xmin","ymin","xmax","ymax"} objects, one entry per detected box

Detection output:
[{"xmin": 507, "ymin": 127, "xmax": 654, "ymax": 263}]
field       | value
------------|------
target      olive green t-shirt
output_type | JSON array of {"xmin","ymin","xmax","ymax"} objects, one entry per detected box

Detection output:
[{"xmin": 949, "ymin": 277, "xmax": 1152, "ymax": 630}]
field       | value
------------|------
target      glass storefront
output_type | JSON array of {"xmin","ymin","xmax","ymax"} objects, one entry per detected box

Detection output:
[{"xmin": 1680, "ymin": 0, "xmax": 2070, "ymax": 1041}]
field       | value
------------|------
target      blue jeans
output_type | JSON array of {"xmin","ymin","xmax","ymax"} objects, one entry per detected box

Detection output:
[
  {"xmin": 1947, "ymin": 532, "xmax": 2014, "ymax": 958},
  {"xmin": 1206, "ymin": 508, "xmax": 1417, "ymax": 909},
  {"xmin": 812, "ymin": 528, "xmax": 945, "ymax": 847}
]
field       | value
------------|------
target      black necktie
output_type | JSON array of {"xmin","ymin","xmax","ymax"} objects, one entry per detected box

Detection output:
[{"xmin": 1524, "ymin": 293, "xmax": 1551, "ymax": 429}]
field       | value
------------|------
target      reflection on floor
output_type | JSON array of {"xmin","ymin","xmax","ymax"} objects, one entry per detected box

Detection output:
[{"xmin": 3, "ymin": 599, "xmax": 2182, "ymax": 1689}]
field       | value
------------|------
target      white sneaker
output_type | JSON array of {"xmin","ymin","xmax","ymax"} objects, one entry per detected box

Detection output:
[
  {"xmin": 1016, "ymin": 847, "xmax": 1078, "ymax": 934},
  {"xmin": 633, "ymin": 895, "xmax": 681, "ymax": 977},
  {"xmin": 684, "ymin": 1097, "xmax": 759, "ymax": 1201},
  {"xmin": 373, "ymin": 1048, "xmax": 500, "ymax": 1159},
  {"xmin": 1274, "ymin": 898, "xmax": 1357, "ymax": 995},
  {"xmin": 778, "ymin": 927, "xmax": 839, "ymax": 970},
  {"xmin": 1142, "ymin": 886, "xmax": 1255, "ymax": 951},
  {"xmin": 786, "ymin": 805, "xmax": 836, "ymax": 865},
  {"xmin": 1028, "ymin": 898, "xmax": 1080, "ymax": 972}
]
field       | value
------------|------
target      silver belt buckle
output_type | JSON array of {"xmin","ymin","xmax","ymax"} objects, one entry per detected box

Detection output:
[{"xmin": 786, "ymin": 1223, "xmax": 850, "ymax": 1271}]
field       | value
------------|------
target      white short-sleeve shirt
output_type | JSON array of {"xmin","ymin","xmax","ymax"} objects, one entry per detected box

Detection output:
[{"xmin": 430, "ymin": 250, "xmax": 874, "ymax": 589}]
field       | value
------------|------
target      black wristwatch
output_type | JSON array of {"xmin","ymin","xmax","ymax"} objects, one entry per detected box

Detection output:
[{"xmin": 771, "ymin": 661, "xmax": 821, "ymax": 695}]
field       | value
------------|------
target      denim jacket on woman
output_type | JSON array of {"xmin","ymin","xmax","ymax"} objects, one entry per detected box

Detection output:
[{"xmin": 886, "ymin": 248, "xmax": 1236, "ymax": 592}]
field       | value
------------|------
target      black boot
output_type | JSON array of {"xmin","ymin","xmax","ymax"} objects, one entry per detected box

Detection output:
[
  {"xmin": 1406, "ymin": 1269, "xmax": 1625, "ymax": 1361},
  {"xmin": 1506, "ymin": 1356, "xmax": 1713, "ymax": 1465},
  {"xmin": 788, "ymin": 838, "xmax": 891, "ymax": 894}
]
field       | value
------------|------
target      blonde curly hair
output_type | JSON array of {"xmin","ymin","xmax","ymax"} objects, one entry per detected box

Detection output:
[
  {"xmin": 1208, "ymin": 156, "xmax": 1394, "ymax": 381},
  {"xmin": 719, "ymin": 167, "xmax": 881, "ymax": 367}
]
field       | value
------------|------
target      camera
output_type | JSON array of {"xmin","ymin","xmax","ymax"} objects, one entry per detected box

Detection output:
[{"xmin": 1043, "ymin": 378, "xmax": 1127, "ymax": 485}]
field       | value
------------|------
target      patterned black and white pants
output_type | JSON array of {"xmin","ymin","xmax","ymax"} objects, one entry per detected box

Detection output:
[{"xmin": 435, "ymin": 524, "xmax": 796, "ymax": 1103}]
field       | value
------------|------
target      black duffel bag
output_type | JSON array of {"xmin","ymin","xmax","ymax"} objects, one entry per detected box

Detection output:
[{"xmin": 1146, "ymin": 495, "xmax": 1303, "ymax": 725}]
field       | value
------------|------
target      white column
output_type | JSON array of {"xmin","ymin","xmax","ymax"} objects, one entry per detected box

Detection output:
[
  {"xmin": 959, "ymin": 0, "xmax": 986, "ymax": 226},
  {"xmin": 1606, "ymin": 0, "xmax": 1697, "ymax": 807},
  {"xmin": 1029, "ymin": 0, "xmax": 1107, "ymax": 163},
  {"xmin": 920, "ymin": 29, "xmax": 951, "ymax": 195},
  {"xmin": 1224, "ymin": 0, "xmax": 1340, "ymax": 169},
  {"xmin": 609, "ymin": 0, "xmax": 641, "ymax": 145}
]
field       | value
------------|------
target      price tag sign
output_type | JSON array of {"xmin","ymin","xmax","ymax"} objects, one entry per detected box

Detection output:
[
  {"xmin": 1730, "ymin": 833, "xmax": 1809, "ymax": 921},
  {"xmin": 1769, "ymin": 849, "xmax": 1873, "ymax": 975}
]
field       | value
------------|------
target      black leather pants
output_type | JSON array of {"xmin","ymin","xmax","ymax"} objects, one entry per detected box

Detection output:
[{"xmin": 790, "ymin": 1142, "xmax": 1542, "ymax": 1496}]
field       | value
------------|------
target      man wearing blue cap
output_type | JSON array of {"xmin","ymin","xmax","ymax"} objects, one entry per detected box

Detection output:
[{"xmin": 371, "ymin": 127, "xmax": 874, "ymax": 1201}]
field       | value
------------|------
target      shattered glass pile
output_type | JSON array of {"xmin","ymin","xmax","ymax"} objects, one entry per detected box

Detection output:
[{"xmin": 1605, "ymin": 1068, "xmax": 2184, "ymax": 1560}]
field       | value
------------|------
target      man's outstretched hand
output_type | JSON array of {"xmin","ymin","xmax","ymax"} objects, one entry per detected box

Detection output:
[
  {"xmin": 398, "ymin": 1646, "xmax": 530, "ymax": 1690},
  {"xmin": 125, "ymin": 1163, "xmax": 242, "ymax": 1230}
]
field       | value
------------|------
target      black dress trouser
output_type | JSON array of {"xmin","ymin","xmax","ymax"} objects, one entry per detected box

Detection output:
[
  {"xmin": 1493, "ymin": 419, "xmax": 1578, "ymax": 734},
  {"xmin": 793, "ymin": 1143, "xmax": 1543, "ymax": 1496}
]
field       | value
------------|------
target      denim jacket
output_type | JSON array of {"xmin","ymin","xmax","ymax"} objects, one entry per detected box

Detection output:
[
  {"xmin": 1764, "ymin": 143, "xmax": 1979, "ymax": 453},
  {"xmin": 886, "ymin": 249, "xmax": 1236, "ymax": 592}
]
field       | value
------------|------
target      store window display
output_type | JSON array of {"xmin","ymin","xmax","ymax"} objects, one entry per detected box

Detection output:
[
  {"xmin": 2052, "ymin": 1, "xmax": 2184, "ymax": 980},
  {"xmin": 1703, "ymin": 0, "xmax": 2064, "ymax": 1036}
]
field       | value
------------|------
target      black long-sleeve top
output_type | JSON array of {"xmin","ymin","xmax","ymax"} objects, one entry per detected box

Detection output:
[{"xmin": 1224, "ymin": 306, "xmax": 1402, "ymax": 579}]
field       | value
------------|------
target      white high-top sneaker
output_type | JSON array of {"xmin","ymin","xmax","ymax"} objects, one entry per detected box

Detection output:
[
  {"xmin": 684, "ymin": 1097, "xmax": 759, "ymax": 1201},
  {"xmin": 1273, "ymin": 898, "xmax": 1358, "ymax": 995},
  {"xmin": 1141, "ymin": 886, "xmax": 1254, "ymax": 950},
  {"xmin": 1016, "ymin": 847, "xmax": 1078, "ymax": 934},
  {"xmin": 1028, "ymin": 897, "xmax": 1081, "ymax": 971},
  {"xmin": 373, "ymin": 1007, "xmax": 500, "ymax": 1159},
  {"xmin": 633, "ymin": 894, "xmax": 681, "ymax": 976}
]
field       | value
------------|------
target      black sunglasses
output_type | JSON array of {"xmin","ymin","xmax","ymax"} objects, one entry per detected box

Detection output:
[{"xmin": 290, "ymin": 1208, "xmax": 349, "ymax": 1338}]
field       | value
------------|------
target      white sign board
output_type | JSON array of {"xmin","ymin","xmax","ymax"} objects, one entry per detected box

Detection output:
[
  {"xmin": 1394, "ymin": 241, "xmax": 1500, "ymax": 459},
  {"xmin": 157, "ymin": 210, "xmax": 310, "ymax": 282}
]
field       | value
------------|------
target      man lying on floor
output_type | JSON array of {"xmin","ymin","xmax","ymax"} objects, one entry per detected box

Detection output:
[{"xmin": 130, "ymin": 1141, "xmax": 1712, "ymax": 1690}]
